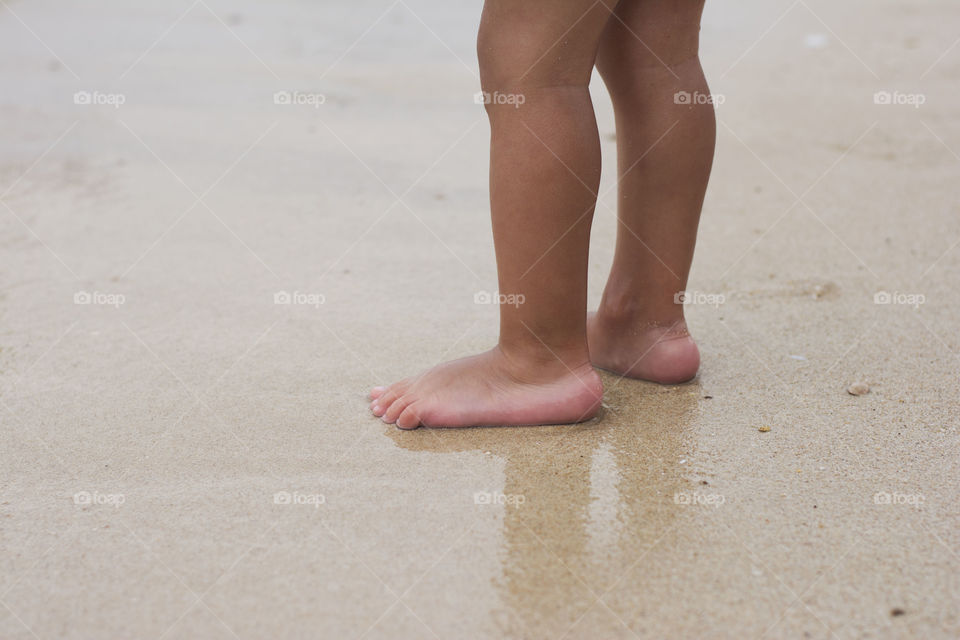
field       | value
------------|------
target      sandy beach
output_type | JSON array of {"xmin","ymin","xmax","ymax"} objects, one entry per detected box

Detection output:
[{"xmin": 2, "ymin": 0, "xmax": 959, "ymax": 637}]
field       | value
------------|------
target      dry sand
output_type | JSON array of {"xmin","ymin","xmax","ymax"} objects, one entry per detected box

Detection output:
[{"xmin": 2, "ymin": 0, "xmax": 959, "ymax": 638}]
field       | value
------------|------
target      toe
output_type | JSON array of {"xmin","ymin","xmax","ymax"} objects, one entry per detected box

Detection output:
[
  {"xmin": 382, "ymin": 394, "xmax": 414, "ymax": 425},
  {"xmin": 372, "ymin": 385, "xmax": 404, "ymax": 416},
  {"xmin": 371, "ymin": 396, "xmax": 391, "ymax": 417},
  {"xmin": 395, "ymin": 403, "xmax": 422, "ymax": 430},
  {"xmin": 369, "ymin": 375, "xmax": 421, "ymax": 421}
]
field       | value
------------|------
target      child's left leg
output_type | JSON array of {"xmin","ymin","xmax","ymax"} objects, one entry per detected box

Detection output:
[
  {"xmin": 370, "ymin": 0, "xmax": 616, "ymax": 429},
  {"xmin": 588, "ymin": 0, "xmax": 715, "ymax": 384}
]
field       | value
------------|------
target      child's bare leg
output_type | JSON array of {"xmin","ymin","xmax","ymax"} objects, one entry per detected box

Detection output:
[
  {"xmin": 370, "ymin": 0, "xmax": 615, "ymax": 429},
  {"xmin": 588, "ymin": 0, "xmax": 715, "ymax": 383}
]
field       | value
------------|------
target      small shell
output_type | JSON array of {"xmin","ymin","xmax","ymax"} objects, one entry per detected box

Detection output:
[
  {"xmin": 758, "ymin": 425, "xmax": 771, "ymax": 433},
  {"xmin": 847, "ymin": 382, "xmax": 870, "ymax": 396}
]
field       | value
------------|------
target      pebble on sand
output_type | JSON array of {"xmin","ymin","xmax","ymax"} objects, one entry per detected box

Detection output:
[
  {"xmin": 847, "ymin": 382, "xmax": 870, "ymax": 396},
  {"xmin": 758, "ymin": 425, "xmax": 771, "ymax": 433}
]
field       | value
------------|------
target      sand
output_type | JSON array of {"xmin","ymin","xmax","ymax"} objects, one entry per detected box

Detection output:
[{"xmin": 2, "ymin": 0, "xmax": 959, "ymax": 638}]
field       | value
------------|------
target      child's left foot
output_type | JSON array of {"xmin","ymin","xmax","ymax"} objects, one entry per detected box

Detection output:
[
  {"xmin": 587, "ymin": 311, "xmax": 700, "ymax": 384},
  {"xmin": 369, "ymin": 346, "xmax": 603, "ymax": 429}
]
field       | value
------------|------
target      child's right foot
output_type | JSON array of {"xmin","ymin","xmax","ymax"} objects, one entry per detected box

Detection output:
[
  {"xmin": 587, "ymin": 311, "xmax": 700, "ymax": 384},
  {"xmin": 369, "ymin": 346, "xmax": 603, "ymax": 429}
]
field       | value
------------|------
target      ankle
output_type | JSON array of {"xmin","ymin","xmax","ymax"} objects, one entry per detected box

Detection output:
[
  {"xmin": 496, "ymin": 337, "xmax": 592, "ymax": 379},
  {"xmin": 596, "ymin": 296, "xmax": 686, "ymax": 330}
]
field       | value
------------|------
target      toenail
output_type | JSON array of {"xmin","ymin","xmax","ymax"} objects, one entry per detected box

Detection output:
[{"xmin": 372, "ymin": 404, "xmax": 380, "ymax": 413}]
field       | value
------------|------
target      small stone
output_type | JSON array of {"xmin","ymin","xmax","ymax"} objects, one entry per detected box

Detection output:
[
  {"xmin": 890, "ymin": 608, "xmax": 905, "ymax": 617},
  {"xmin": 847, "ymin": 382, "xmax": 870, "ymax": 396},
  {"xmin": 758, "ymin": 425, "xmax": 771, "ymax": 433}
]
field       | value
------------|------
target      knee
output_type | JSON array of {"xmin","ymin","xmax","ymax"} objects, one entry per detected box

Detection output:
[
  {"xmin": 477, "ymin": 15, "xmax": 592, "ymax": 93},
  {"xmin": 596, "ymin": 7, "xmax": 704, "ymax": 90},
  {"xmin": 475, "ymin": 23, "xmax": 510, "ymax": 92},
  {"xmin": 597, "ymin": 25, "xmax": 704, "ymax": 106},
  {"xmin": 600, "ymin": 32, "xmax": 700, "ymax": 78}
]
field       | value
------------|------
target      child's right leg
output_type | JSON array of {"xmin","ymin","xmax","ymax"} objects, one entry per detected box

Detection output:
[
  {"xmin": 588, "ymin": 0, "xmax": 716, "ymax": 384},
  {"xmin": 370, "ymin": 0, "xmax": 615, "ymax": 429}
]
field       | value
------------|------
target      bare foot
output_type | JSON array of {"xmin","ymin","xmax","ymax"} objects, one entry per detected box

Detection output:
[
  {"xmin": 369, "ymin": 346, "xmax": 603, "ymax": 429},
  {"xmin": 587, "ymin": 311, "xmax": 700, "ymax": 384}
]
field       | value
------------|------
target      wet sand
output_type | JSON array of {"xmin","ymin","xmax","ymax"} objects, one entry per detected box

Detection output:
[{"xmin": 2, "ymin": 0, "xmax": 959, "ymax": 638}]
